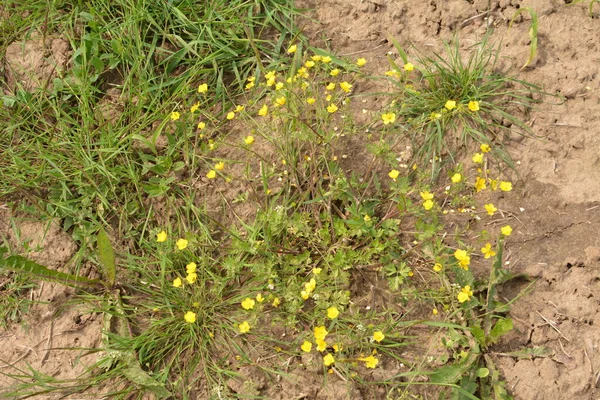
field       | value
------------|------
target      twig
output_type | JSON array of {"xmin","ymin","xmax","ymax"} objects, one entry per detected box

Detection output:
[
  {"xmin": 41, "ymin": 319, "xmax": 54, "ymax": 364},
  {"xmin": 536, "ymin": 311, "xmax": 570, "ymax": 342}
]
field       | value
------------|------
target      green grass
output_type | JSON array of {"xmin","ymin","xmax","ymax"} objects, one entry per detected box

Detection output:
[{"xmin": 0, "ymin": 3, "xmax": 549, "ymax": 398}]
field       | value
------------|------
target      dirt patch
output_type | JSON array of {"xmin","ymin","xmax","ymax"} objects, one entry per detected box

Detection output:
[{"xmin": 3, "ymin": 35, "xmax": 71, "ymax": 92}]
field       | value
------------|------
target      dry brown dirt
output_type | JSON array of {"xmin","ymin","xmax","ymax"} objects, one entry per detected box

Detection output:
[{"xmin": 2, "ymin": 0, "xmax": 600, "ymax": 399}]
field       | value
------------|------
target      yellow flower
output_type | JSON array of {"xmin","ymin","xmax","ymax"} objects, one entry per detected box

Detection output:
[
  {"xmin": 316, "ymin": 338, "xmax": 327, "ymax": 352},
  {"xmin": 480, "ymin": 143, "xmax": 491, "ymax": 153},
  {"xmin": 501, "ymin": 225, "xmax": 512, "ymax": 236},
  {"xmin": 404, "ymin": 62, "xmax": 414, "ymax": 71},
  {"xmin": 326, "ymin": 82, "xmax": 336, "ymax": 90},
  {"xmin": 244, "ymin": 135, "xmax": 255, "ymax": 145},
  {"xmin": 327, "ymin": 307, "xmax": 339, "ymax": 319},
  {"xmin": 420, "ymin": 191, "xmax": 434, "ymax": 200},
  {"xmin": 156, "ymin": 230, "xmax": 167, "ymax": 242},
  {"xmin": 170, "ymin": 111, "xmax": 180, "ymax": 121},
  {"xmin": 197, "ymin": 121, "xmax": 206, "ymax": 130},
  {"xmin": 484, "ymin": 203, "xmax": 497, "ymax": 216},
  {"xmin": 454, "ymin": 249, "xmax": 470, "ymax": 270},
  {"xmin": 275, "ymin": 96, "xmax": 286, "ymax": 106},
  {"xmin": 322, "ymin": 56, "xmax": 332, "ymax": 63},
  {"xmin": 312, "ymin": 267, "xmax": 322, "ymax": 275},
  {"xmin": 358, "ymin": 355, "xmax": 379, "ymax": 369},
  {"xmin": 272, "ymin": 297, "xmax": 280, "ymax": 307},
  {"xmin": 468, "ymin": 100, "xmax": 480, "ymax": 112},
  {"xmin": 430, "ymin": 111, "xmax": 442, "ymax": 120},
  {"xmin": 373, "ymin": 331, "xmax": 385, "ymax": 343},
  {"xmin": 186, "ymin": 262, "xmax": 197, "ymax": 274},
  {"xmin": 327, "ymin": 103, "xmax": 338, "ymax": 113},
  {"xmin": 241, "ymin": 297, "xmax": 255, "ymax": 310},
  {"xmin": 356, "ymin": 58, "xmax": 367, "ymax": 67},
  {"xmin": 433, "ymin": 263, "xmax": 443, "ymax": 272},
  {"xmin": 206, "ymin": 170, "xmax": 217, "ymax": 179},
  {"xmin": 304, "ymin": 60, "xmax": 315, "ymax": 68},
  {"xmin": 472, "ymin": 153, "xmax": 484, "ymax": 163},
  {"xmin": 323, "ymin": 354, "xmax": 335, "ymax": 366},
  {"xmin": 245, "ymin": 77, "xmax": 255, "ymax": 90},
  {"xmin": 326, "ymin": 94, "xmax": 332, "ymax": 102},
  {"xmin": 385, "ymin": 69, "xmax": 401, "ymax": 79},
  {"xmin": 238, "ymin": 321, "xmax": 250, "ymax": 333},
  {"xmin": 304, "ymin": 278, "xmax": 316, "ymax": 293},
  {"xmin": 333, "ymin": 343, "xmax": 341, "ymax": 352},
  {"xmin": 173, "ymin": 277, "xmax": 183, "ymax": 288},
  {"xmin": 475, "ymin": 176, "xmax": 486, "ymax": 192},
  {"xmin": 184, "ymin": 311, "xmax": 196, "ymax": 323},
  {"xmin": 340, "ymin": 81, "xmax": 352, "ymax": 92},
  {"xmin": 423, "ymin": 199, "xmax": 434, "ymax": 211},
  {"xmin": 301, "ymin": 341, "xmax": 312, "ymax": 352},
  {"xmin": 287, "ymin": 44, "xmax": 297, "ymax": 54},
  {"xmin": 388, "ymin": 169, "xmax": 400, "ymax": 181},
  {"xmin": 314, "ymin": 326, "xmax": 329, "ymax": 341},
  {"xmin": 197, "ymin": 83, "xmax": 208, "ymax": 93},
  {"xmin": 226, "ymin": 111, "xmax": 235, "ymax": 120},
  {"xmin": 235, "ymin": 105, "xmax": 244, "ymax": 112},
  {"xmin": 311, "ymin": 55, "xmax": 322, "ymax": 62},
  {"xmin": 214, "ymin": 161, "xmax": 225, "ymax": 171},
  {"xmin": 306, "ymin": 97, "xmax": 316, "ymax": 104},
  {"xmin": 433, "ymin": 308, "xmax": 439, "ymax": 315},
  {"xmin": 265, "ymin": 71, "xmax": 276, "ymax": 81},
  {"xmin": 257, "ymin": 104, "xmax": 268, "ymax": 116},
  {"xmin": 185, "ymin": 272, "xmax": 197, "ymax": 284},
  {"xmin": 481, "ymin": 243, "xmax": 496, "ymax": 259},
  {"xmin": 330, "ymin": 68, "xmax": 340, "ymax": 77},
  {"xmin": 445, "ymin": 100, "xmax": 457, "ymax": 110},
  {"xmin": 451, "ymin": 173, "xmax": 462, "ymax": 183},
  {"xmin": 266, "ymin": 76, "xmax": 276, "ymax": 86},
  {"xmin": 457, "ymin": 285, "xmax": 473, "ymax": 303},
  {"xmin": 364, "ymin": 215, "xmax": 371, "ymax": 222},
  {"xmin": 499, "ymin": 181, "xmax": 513, "ymax": 192},
  {"xmin": 381, "ymin": 112, "xmax": 396, "ymax": 125},
  {"xmin": 301, "ymin": 290, "xmax": 310, "ymax": 300},
  {"xmin": 275, "ymin": 82, "xmax": 284, "ymax": 90},
  {"xmin": 176, "ymin": 238, "xmax": 188, "ymax": 250},
  {"xmin": 190, "ymin": 102, "xmax": 200, "ymax": 113}
]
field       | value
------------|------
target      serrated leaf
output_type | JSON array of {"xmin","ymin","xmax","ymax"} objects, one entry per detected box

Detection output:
[
  {"xmin": 488, "ymin": 318, "xmax": 513, "ymax": 344},
  {"xmin": 97, "ymin": 228, "xmax": 116, "ymax": 288},
  {"xmin": 0, "ymin": 246, "xmax": 101, "ymax": 288},
  {"xmin": 430, "ymin": 353, "xmax": 478, "ymax": 384}
]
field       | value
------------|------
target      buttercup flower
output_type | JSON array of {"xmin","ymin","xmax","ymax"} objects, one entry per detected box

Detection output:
[
  {"xmin": 454, "ymin": 249, "xmax": 470, "ymax": 270},
  {"xmin": 433, "ymin": 263, "xmax": 443, "ymax": 272},
  {"xmin": 256, "ymin": 293, "xmax": 264, "ymax": 302},
  {"xmin": 480, "ymin": 143, "xmax": 491, "ymax": 153},
  {"xmin": 340, "ymin": 81, "xmax": 352, "ymax": 92},
  {"xmin": 475, "ymin": 176, "xmax": 487, "ymax": 192},
  {"xmin": 156, "ymin": 230, "xmax": 167, "ymax": 242},
  {"xmin": 445, "ymin": 100, "xmax": 457, "ymax": 110},
  {"xmin": 176, "ymin": 238, "xmax": 188, "ymax": 250},
  {"xmin": 388, "ymin": 169, "xmax": 400, "ymax": 181},
  {"xmin": 472, "ymin": 153, "xmax": 484, "ymax": 163},
  {"xmin": 311, "ymin": 55, "xmax": 322, "ymax": 62},
  {"xmin": 186, "ymin": 262, "xmax": 197, "ymax": 274},
  {"xmin": 330, "ymin": 68, "xmax": 340, "ymax": 76},
  {"xmin": 306, "ymin": 97, "xmax": 316, "ymax": 104},
  {"xmin": 170, "ymin": 111, "xmax": 180, "ymax": 121},
  {"xmin": 184, "ymin": 311, "xmax": 196, "ymax": 323},
  {"xmin": 381, "ymin": 112, "xmax": 396, "ymax": 125},
  {"xmin": 481, "ymin": 243, "xmax": 496, "ymax": 259},
  {"xmin": 173, "ymin": 277, "xmax": 183, "ymax": 288},
  {"xmin": 356, "ymin": 58, "xmax": 367, "ymax": 67},
  {"xmin": 327, "ymin": 103, "xmax": 338, "ymax": 113},
  {"xmin": 404, "ymin": 62, "xmax": 414, "ymax": 71},
  {"xmin": 206, "ymin": 170, "xmax": 217, "ymax": 179},
  {"xmin": 423, "ymin": 199, "xmax": 434, "ymax": 210},
  {"xmin": 275, "ymin": 82, "xmax": 284, "ymax": 90},
  {"xmin": 287, "ymin": 44, "xmax": 297, "ymax": 54},
  {"xmin": 197, "ymin": 83, "xmax": 208, "ymax": 93},
  {"xmin": 244, "ymin": 135, "xmax": 255, "ymax": 145},
  {"xmin": 226, "ymin": 111, "xmax": 235, "ymax": 120},
  {"xmin": 484, "ymin": 203, "xmax": 497, "ymax": 216},
  {"xmin": 305, "ymin": 60, "xmax": 315, "ymax": 68},
  {"xmin": 235, "ymin": 105, "xmax": 244, "ymax": 112},
  {"xmin": 373, "ymin": 331, "xmax": 385, "ymax": 342},
  {"xmin": 326, "ymin": 82, "xmax": 336, "ymax": 90},
  {"xmin": 301, "ymin": 341, "xmax": 312, "ymax": 352},
  {"xmin": 327, "ymin": 307, "xmax": 340, "ymax": 319},
  {"xmin": 275, "ymin": 97, "xmax": 286, "ymax": 107},
  {"xmin": 322, "ymin": 56, "xmax": 332, "ymax": 63},
  {"xmin": 499, "ymin": 181, "xmax": 513, "ymax": 192},
  {"xmin": 272, "ymin": 297, "xmax": 280, "ymax": 307},
  {"xmin": 323, "ymin": 354, "xmax": 335, "ymax": 366},
  {"xmin": 190, "ymin": 102, "xmax": 200, "ymax": 113},
  {"xmin": 314, "ymin": 326, "xmax": 329, "ymax": 341},
  {"xmin": 358, "ymin": 355, "xmax": 379, "ymax": 369},
  {"xmin": 468, "ymin": 100, "xmax": 480, "ymax": 112},
  {"xmin": 420, "ymin": 191, "xmax": 434, "ymax": 200},
  {"xmin": 197, "ymin": 121, "xmax": 206, "ymax": 130},
  {"xmin": 316, "ymin": 338, "xmax": 327, "ymax": 352},
  {"xmin": 451, "ymin": 173, "xmax": 462, "ymax": 183},
  {"xmin": 238, "ymin": 321, "xmax": 250, "ymax": 333},
  {"xmin": 185, "ymin": 272, "xmax": 197, "ymax": 284},
  {"xmin": 457, "ymin": 285, "xmax": 473, "ymax": 303},
  {"xmin": 501, "ymin": 225, "xmax": 512, "ymax": 236},
  {"xmin": 215, "ymin": 162, "xmax": 225, "ymax": 171},
  {"xmin": 241, "ymin": 298, "xmax": 255, "ymax": 310}
]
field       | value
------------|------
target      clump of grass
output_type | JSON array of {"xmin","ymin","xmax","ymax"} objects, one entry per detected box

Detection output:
[{"xmin": 384, "ymin": 34, "xmax": 546, "ymax": 178}]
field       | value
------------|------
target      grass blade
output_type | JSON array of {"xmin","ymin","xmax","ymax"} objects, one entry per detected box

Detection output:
[{"xmin": 97, "ymin": 228, "xmax": 116, "ymax": 288}]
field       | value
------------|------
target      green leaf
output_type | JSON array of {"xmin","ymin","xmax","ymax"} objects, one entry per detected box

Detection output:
[
  {"xmin": 500, "ymin": 346, "xmax": 554, "ymax": 359},
  {"xmin": 97, "ymin": 228, "xmax": 116, "ymax": 288},
  {"xmin": 488, "ymin": 318, "xmax": 513, "ymax": 344},
  {"xmin": 477, "ymin": 367, "xmax": 490, "ymax": 378},
  {"xmin": 0, "ymin": 246, "xmax": 102, "ymax": 288},
  {"xmin": 430, "ymin": 352, "xmax": 478, "ymax": 384}
]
